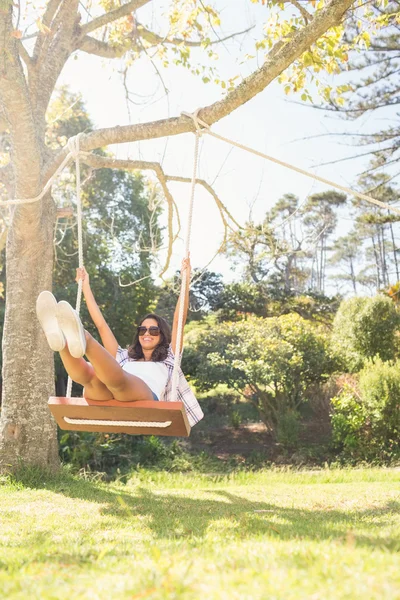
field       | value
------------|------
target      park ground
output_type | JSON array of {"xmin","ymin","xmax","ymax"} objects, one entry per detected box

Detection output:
[{"xmin": 0, "ymin": 468, "xmax": 399, "ymax": 599}]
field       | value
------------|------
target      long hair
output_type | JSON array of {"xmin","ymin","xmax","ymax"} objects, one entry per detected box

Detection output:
[{"xmin": 128, "ymin": 313, "xmax": 171, "ymax": 362}]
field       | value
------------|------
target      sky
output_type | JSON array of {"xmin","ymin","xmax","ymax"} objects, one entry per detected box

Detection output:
[{"xmin": 43, "ymin": 0, "xmax": 398, "ymax": 290}]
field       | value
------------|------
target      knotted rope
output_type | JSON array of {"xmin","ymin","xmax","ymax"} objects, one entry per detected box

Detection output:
[
  {"xmin": 170, "ymin": 111, "xmax": 202, "ymax": 399},
  {"xmin": 66, "ymin": 134, "xmax": 84, "ymax": 398}
]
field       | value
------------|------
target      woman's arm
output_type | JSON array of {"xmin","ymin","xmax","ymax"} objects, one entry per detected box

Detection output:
[
  {"xmin": 171, "ymin": 256, "xmax": 191, "ymax": 355},
  {"xmin": 76, "ymin": 267, "xmax": 119, "ymax": 357}
]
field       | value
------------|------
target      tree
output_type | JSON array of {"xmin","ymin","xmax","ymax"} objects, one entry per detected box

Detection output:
[
  {"xmin": 351, "ymin": 173, "xmax": 400, "ymax": 290},
  {"xmin": 329, "ymin": 231, "xmax": 361, "ymax": 293},
  {"xmin": 155, "ymin": 269, "xmax": 224, "ymax": 323},
  {"xmin": 302, "ymin": 190, "xmax": 347, "ymax": 293},
  {"xmin": 323, "ymin": 1, "xmax": 400, "ymax": 170},
  {"xmin": 0, "ymin": 0, "xmax": 356, "ymax": 471},
  {"xmin": 225, "ymin": 195, "xmax": 310, "ymax": 293}
]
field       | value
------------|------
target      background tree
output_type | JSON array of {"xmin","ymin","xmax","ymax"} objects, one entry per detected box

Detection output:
[
  {"xmin": 302, "ymin": 190, "xmax": 347, "ymax": 293},
  {"xmin": 329, "ymin": 231, "xmax": 361, "ymax": 293},
  {"xmin": 326, "ymin": 1, "xmax": 400, "ymax": 170},
  {"xmin": 155, "ymin": 269, "xmax": 224, "ymax": 323}
]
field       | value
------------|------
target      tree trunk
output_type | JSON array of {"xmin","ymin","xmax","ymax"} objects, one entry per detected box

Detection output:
[
  {"xmin": 389, "ymin": 221, "xmax": 399, "ymax": 282},
  {"xmin": 0, "ymin": 194, "xmax": 59, "ymax": 471}
]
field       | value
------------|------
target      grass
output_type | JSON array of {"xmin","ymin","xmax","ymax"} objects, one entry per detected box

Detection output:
[{"xmin": 0, "ymin": 466, "xmax": 400, "ymax": 599}]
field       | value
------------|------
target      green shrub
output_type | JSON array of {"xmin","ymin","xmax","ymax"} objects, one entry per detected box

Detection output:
[
  {"xmin": 331, "ymin": 359, "xmax": 400, "ymax": 461},
  {"xmin": 276, "ymin": 411, "xmax": 301, "ymax": 448},
  {"xmin": 332, "ymin": 295, "xmax": 400, "ymax": 372},
  {"xmin": 230, "ymin": 410, "xmax": 242, "ymax": 429},
  {"xmin": 185, "ymin": 313, "xmax": 334, "ymax": 433}
]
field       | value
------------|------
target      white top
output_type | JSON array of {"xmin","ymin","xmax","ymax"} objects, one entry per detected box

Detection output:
[{"xmin": 122, "ymin": 361, "xmax": 169, "ymax": 399}]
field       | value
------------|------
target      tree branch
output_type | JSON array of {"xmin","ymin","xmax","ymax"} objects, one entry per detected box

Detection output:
[
  {"xmin": 78, "ymin": 154, "xmax": 178, "ymax": 277},
  {"xmin": 79, "ymin": 0, "xmax": 151, "ymax": 36},
  {"xmin": 0, "ymin": 10, "xmax": 41, "ymax": 198},
  {"xmin": 78, "ymin": 23, "xmax": 254, "ymax": 58},
  {"xmin": 32, "ymin": 0, "xmax": 81, "ymax": 125},
  {"xmin": 290, "ymin": 0, "xmax": 312, "ymax": 23},
  {"xmin": 32, "ymin": 0, "xmax": 63, "ymax": 63},
  {"xmin": 17, "ymin": 39, "xmax": 33, "ymax": 69},
  {"xmin": 45, "ymin": 0, "xmax": 354, "ymax": 181},
  {"xmin": 78, "ymin": 35, "xmax": 128, "ymax": 58},
  {"xmin": 136, "ymin": 22, "xmax": 254, "ymax": 49},
  {"xmin": 76, "ymin": 153, "xmax": 240, "ymax": 278}
]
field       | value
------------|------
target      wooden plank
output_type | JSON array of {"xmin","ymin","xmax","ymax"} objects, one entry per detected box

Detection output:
[{"xmin": 48, "ymin": 397, "xmax": 191, "ymax": 437}]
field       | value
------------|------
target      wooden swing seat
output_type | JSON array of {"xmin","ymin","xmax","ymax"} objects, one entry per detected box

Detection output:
[{"xmin": 48, "ymin": 397, "xmax": 191, "ymax": 437}]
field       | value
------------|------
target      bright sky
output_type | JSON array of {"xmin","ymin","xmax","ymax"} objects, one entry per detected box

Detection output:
[{"xmin": 53, "ymin": 0, "xmax": 395, "ymax": 289}]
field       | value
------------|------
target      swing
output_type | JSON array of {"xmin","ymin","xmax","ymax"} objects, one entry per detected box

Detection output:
[
  {"xmin": 48, "ymin": 397, "xmax": 191, "ymax": 436},
  {"xmin": 46, "ymin": 130, "xmax": 201, "ymax": 437}
]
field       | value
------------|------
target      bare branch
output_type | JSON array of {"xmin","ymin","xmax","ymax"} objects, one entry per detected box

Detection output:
[
  {"xmin": 80, "ymin": 0, "xmax": 151, "ymax": 36},
  {"xmin": 78, "ymin": 23, "xmax": 254, "ymax": 58},
  {"xmin": 290, "ymin": 0, "xmax": 312, "ymax": 23},
  {"xmin": 76, "ymin": 153, "xmax": 239, "ymax": 278},
  {"xmin": 136, "ymin": 22, "xmax": 254, "ymax": 49},
  {"xmin": 79, "ymin": 154, "xmax": 178, "ymax": 277},
  {"xmin": 166, "ymin": 175, "xmax": 241, "ymax": 230}
]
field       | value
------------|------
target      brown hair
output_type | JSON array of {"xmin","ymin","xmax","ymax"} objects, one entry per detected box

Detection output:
[{"xmin": 127, "ymin": 313, "xmax": 171, "ymax": 362}]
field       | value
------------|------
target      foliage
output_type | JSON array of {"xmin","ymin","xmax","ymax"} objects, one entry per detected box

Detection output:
[
  {"xmin": 276, "ymin": 410, "xmax": 301, "ymax": 448},
  {"xmin": 59, "ymin": 430, "xmax": 219, "ymax": 475},
  {"xmin": 331, "ymin": 294, "xmax": 400, "ymax": 371},
  {"xmin": 155, "ymin": 269, "xmax": 224, "ymax": 323},
  {"xmin": 184, "ymin": 313, "xmax": 334, "ymax": 432},
  {"xmin": 331, "ymin": 358, "xmax": 400, "ymax": 461}
]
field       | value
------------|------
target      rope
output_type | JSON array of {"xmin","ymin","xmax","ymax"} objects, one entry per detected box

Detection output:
[
  {"xmin": 1, "ymin": 137, "xmax": 88, "ymax": 207},
  {"xmin": 64, "ymin": 416, "xmax": 172, "ymax": 428},
  {"xmin": 170, "ymin": 112, "xmax": 202, "ymax": 399},
  {"xmin": 65, "ymin": 133, "xmax": 84, "ymax": 398},
  {"xmin": 182, "ymin": 113, "xmax": 400, "ymax": 217}
]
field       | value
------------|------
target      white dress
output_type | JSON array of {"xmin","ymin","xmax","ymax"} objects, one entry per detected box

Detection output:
[{"xmin": 122, "ymin": 361, "xmax": 168, "ymax": 399}]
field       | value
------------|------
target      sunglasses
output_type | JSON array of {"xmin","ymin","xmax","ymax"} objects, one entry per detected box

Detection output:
[{"xmin": 137, "ymin": 326, "xmax": 160, "ymax": 337}]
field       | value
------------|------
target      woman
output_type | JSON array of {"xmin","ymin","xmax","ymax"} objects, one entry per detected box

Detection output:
[{"xmin": 36, "ymin": 258, "xmax": 203, "ymax": 427}]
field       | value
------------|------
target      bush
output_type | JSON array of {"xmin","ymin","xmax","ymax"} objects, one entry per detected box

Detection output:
[
  {"xmin": 276, "ymin": 411, "xmax": 300, "ymax": 448},
  {"xmin": 331, "ymin": 359, "xmax": 400, "ymax": 461},
  {"xmin": 332, "ymin": 295, "xmax": 400, "ymax": 372},
  {"xmin": 185, "ymin": 313, "xmax": 334, "ymax": 434}
]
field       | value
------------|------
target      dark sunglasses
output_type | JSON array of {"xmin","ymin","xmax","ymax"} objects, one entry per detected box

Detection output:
[{"xmin": 137, "ymin": 326, "xmax": 160, "ymax": 337}]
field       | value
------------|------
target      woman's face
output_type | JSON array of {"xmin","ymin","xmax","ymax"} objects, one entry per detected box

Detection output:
[{"xmin": 138, "ymin": 317, "xmax": 161, "ymax": 353}]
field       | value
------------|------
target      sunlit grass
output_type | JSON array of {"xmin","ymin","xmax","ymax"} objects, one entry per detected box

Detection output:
[{"xmin": 0, "ymin": 467, "xmax": 399, "ymax": 599}]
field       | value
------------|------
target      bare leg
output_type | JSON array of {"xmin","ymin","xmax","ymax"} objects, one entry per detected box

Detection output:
[
  {"xmin": 59, "ymin": 346, "xmax": 114, "ymax": 401},
  {"xmin": 83, "ymin": 332, "xmax": 154, "ymax": 402}
]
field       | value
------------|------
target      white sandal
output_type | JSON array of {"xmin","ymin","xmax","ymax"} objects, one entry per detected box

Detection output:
[
  {"xmin": 36, "ymin": 291, "xmax": 66, "ymax": 352},
  {"xmin": 57, "ymin": 301, "xmax": 87, "ymax": 359}
]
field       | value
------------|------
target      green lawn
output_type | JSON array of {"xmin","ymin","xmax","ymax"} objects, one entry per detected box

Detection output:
[{"xmin": 0, "ymin": 468, "xmax": 399, "ymax": 599}]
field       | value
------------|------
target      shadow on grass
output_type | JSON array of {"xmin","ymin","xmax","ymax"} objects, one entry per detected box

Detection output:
[{"xmin": 7, "ymin": 467, "xmax": 400, "ymax": 554}]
